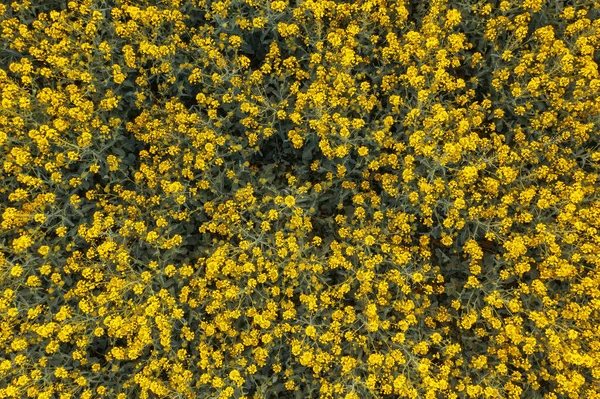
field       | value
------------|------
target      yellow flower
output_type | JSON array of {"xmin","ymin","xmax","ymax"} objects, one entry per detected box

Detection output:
[
  {"xmin": 441, "ymin": 235, "xmax": 453, "ymax": 246},
  {"xmin": 12, "ymin": 234, "xmax": 33, "ymax": 253},
  {"xmin": 37, "ymin": 245, "xmax": 50, "ymax": 256},
  {"xmin": 569, "ymin": 187, "xmax": 585, "ymax": 204},
  {"xmin": 333, "ymin": 144, "xmax": 348, "ymax": 158},
  {"xmin": 164, "ymin": 264, "xmax": 177, "ymax": 277},
  {"xmin": 412, "ymin": 272, "xmax": 424, "ymax": 283},
  {"xmin": 228, "ymin": 35, "xmax": 242, "ymax": 49},
  {"xmin": 26, "ymin": 275, "xmax": 41, "ymax": 287},
  {"xmin": 284, "ymin": 195, "xmax": 296, "ymax": 208},
  {"xmin": 460, "ymin": 165, "xmax": 479, "ymax": 184},
  {"xmin": 271, "ymin": 1, "xmax": 286, "ymax": 12},
  {"xmin": 503, "ymin": 236, "xmax": 527, "ymax": 260},
  {"xmin": 367, "ymin": 353, "xmax": 384, "ymax": 366},
  {"xmin": 299, "ymin": 351, "xmax": 313, "ymax": 366},
  {"xmin": 146, "ymin": 231, "xmax": 159, "ymax": 243},
  {"xmin": 112, "ymin": 64, "xmax": 126, "ymax": 84},
  {"xmin": 106, "ymin": 154, "xmax": 120, "ymax": 171},
  {"xmin": 497, "ymin": 166, "xmax": 518, "ymax": 184},
  {"xmin": 10, "ymin": 265, "xmax": 24, "ymax": 277}
]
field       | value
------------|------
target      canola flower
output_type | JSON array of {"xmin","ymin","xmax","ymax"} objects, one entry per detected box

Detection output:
[{"xmin": 1, "ymin": 0, "xmax": 600, "ymax": 398}]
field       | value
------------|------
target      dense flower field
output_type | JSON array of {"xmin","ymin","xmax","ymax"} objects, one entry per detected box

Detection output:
[{"xmin": 1, "ymin": 0, "xmax": 600, "ymax": 398}]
